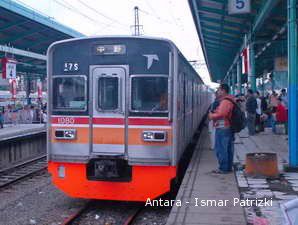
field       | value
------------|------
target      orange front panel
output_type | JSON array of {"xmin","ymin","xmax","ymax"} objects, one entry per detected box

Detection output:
[
  {"xmin": 93, "ymin": 128, "xmax": 124, "ymax": 144},
  {"xmin": 48, "ymin": 161, "xmax": 176, "ymax": 201},
  {"xmin": 128, "ymin": 128, "xmax": 172, "ymax": 146},
  {"xmin": 51, "ymin": 127, "xmax": 89, "ymax": 144}
]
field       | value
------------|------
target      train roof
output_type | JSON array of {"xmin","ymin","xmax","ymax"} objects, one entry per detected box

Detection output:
[
  {"xmin": 47, "ymin": 35, "xmax": 177, "ymax": 53},
  {"xmin": 47, "ymin": 35, "xmax": 205, "ymax": 84}
]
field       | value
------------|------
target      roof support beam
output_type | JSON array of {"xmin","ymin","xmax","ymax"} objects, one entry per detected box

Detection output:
[
  {"xmin": 198, "ymin": 6, "xmax": 248, "ymax": 19},
  {"xmin": 205, "ymin": 39, "xmax": 238, "ymax": 48},
  {"xmin": 0, "ymin": 20, "xmax": 28, "ymax": 31},
  {"xmin": 252, "ymin": 0, "xmax": 280, "ymax": 34},
  {"xmin": 225, "ymin": 0, "xmax": 280, "ymax": 81},
  {"xmin": 202, "ymin": 25, "xmax": 243, "ymax": 36},
  {"xmin": 204, "ymin": 34, "xmax": 241, "ymax": 45},
  {"xmin": 203, "ymin": 30, "xmax": 242, "ymax": 40},
  {"xmin": 1, "ymin": 28, "xmax": 49, "ymax": 44},
  {"xmin": 199, "ymin": 15, "xmax": 249, "ymax": 30},
  {"xmin": 23, "ymin": 39, "xmax": 51, "ymax": 49},
  {"xmin": 0, "ymin": 44, "xmax": 46, "ymax": 61},
  {"xmin": 0, "ymin": 0, "xmax": 83, "ymax": 37}
]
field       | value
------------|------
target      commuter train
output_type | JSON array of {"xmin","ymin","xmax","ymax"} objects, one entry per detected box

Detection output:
[{"xmin": 47, "ymin": 36, "xmax": 211, "ymax": 201}]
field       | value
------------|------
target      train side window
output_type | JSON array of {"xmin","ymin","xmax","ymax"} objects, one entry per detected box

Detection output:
[
  {"xmin": 97, "ymin": 77, "xmax": 119, "ymax": 111},
  {"xmin": 130, "ymin": 76, "xmax": 168, "ymax": 113},
  {"xmin": 53, "ymin": 76, "xmax": 87, "ymax": 111}
]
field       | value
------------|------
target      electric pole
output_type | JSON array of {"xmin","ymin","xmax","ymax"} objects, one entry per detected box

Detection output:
[{"xmin": 131, "ymin": 6, "xmax": 143, "ymax": 36}]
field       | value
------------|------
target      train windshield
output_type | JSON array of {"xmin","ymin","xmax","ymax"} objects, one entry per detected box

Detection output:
[
  {"xmin": 131, "ymin": 76, "xmax": 168, "ymax": 112},
  {"xmin": 52, "ymin": 76, "xmax": 87, "ymax": 111}
]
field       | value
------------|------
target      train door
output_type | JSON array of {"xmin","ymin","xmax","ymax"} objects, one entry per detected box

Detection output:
[{"xmin": 90, "ymin": 66, "xmax": 127, "ymax": 156}]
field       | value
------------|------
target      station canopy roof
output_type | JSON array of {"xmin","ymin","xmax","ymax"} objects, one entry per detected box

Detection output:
[
  {"xmin": 188, "ymin": 0, "xmax": 287, "ymax": 82},
  {"xmin": 0, "ymin": 0, "xmax": 84, "ymax": 76}
]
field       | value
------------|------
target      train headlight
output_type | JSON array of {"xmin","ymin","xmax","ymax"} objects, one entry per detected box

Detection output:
[
  {"xmin": 142, "ymin": 131, "xmax": 167, "ymax": 142},
  {"xmin": 64, "ymin": 130, "xmax": 76, "ymax": 139},
  {"xmin": 143, "ymin": 131, "xmax": 154, "ymax": 140},
  {"xmin": 55, "ymin": 129, "xmax": 76, "ymax": 140}
]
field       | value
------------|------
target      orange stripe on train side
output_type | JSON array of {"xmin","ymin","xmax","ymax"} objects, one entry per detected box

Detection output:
[
  {"xmin": 93, "ymin": 128, "xmax": 124, "ymax": 144},
  {"xmin": 50, "ymin": 126, "xmax": 172, "ymax": 146}
]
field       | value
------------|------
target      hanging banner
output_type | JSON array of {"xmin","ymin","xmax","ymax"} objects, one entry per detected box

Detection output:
[
  {"xmin": 228, "ymin": 0, "xmax": 251, "ymax": 14},
  {"xmin": 10, "ymin": 79, "xmax": 17, "ymax": 100},
  {"xmin": 37, "ymin": 79, "xmax": 42, "ymax": 98},
  {"xmin": 241, "ymin": 47, "xmax": 250, "ymax": 74},
  {"xmin": 1, "ymin": 58, "xmax": 17, "ymax": 79}
]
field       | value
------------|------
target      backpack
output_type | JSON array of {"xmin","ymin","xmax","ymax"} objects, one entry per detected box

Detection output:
[{"xmin": 223, "ymin": 98, "xmax": 246, "ymax": 133}]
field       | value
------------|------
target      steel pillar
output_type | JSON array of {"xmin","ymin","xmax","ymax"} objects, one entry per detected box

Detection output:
[
  {"xmin": 237, "ymin": 60, "xmax": 242, "ymax": 94},
  {"xmin": 287, "ymin": 0, "xmax": 298, "ymax": 168},
  {"xmin": 230, "ymin": 71, "xmax": 233, "ymax": 94},
  {"xmin": 232, "ymin": 69, "xmax": 236, "ymax": 95},
  {"xmin": 249, "ymin": 43, "xmax": 257, "ymax": 91}
]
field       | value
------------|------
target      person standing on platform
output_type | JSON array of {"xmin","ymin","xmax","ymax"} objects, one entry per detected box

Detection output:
[
  {"xmin": 272, "ymin": 97, "xmax": 288, "ymax": 135},
  {"xmin": 280, "ymin": 89, "xmax": 288, "ymax": 109},
  {"xmin": 208, "ymin": 90, "xmax": 220, "ymax": 150},
  {"xmin": 270, "ymin": 91, "xmax": 279, "ymax": 111},
  {"xmin": 208, "ymin": 84, "xmax": 234, "ymax": 174},
  {"xmin": 0, "ymin": 107, "xmax": 4, "ymax": 129},
  {"xmin": 255, "ymin": 91, "xmax": 262, "ymax": 132},
  {"xmin": 246, "ymin": 89, "xmax": 257, "ymax": 136}
]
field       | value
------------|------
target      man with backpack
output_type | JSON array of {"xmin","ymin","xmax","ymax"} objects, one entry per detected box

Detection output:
[{"xmin": 208, "ymin": 83, "xmax": 236, "ymax": 174}]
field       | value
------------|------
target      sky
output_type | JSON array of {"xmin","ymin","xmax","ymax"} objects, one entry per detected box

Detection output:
[{"xmin": 13, "ymin": 0, "xmax": 217, "ymax": 87}]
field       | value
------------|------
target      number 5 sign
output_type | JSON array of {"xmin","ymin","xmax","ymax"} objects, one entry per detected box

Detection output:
[{"xmin": 228, "ymin": 0, "xmax": 251, "ymax": 14}]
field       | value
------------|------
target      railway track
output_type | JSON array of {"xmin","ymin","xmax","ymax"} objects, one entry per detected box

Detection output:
[
  {"xmin": 0, "ymin": 155, "xmax": 47, "ymax": 188},
  {"xmin": 62, "ymin": 201, "xmax": 143, "ymax": 225}
]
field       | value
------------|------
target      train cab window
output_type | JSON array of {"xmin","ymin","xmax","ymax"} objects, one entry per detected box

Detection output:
[
  {"xmin": 97, "ymin": 77, "xmax": 119, "ymax": 111},
  {"xmin": 53, "ymin": 76, "xmax": 87, "ymax": 111},
  {"xmin": 131, "ymin": 76, "xmax": 168, "ymax": 113}
]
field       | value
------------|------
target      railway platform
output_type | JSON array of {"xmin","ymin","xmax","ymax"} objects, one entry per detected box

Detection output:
[
  {"xmin": 0, "ymin": 124, "xmax": 45, "ymax": 141},
  {"xmin": 0, "ymin": 124, "xmax": 46, "ymax": 170},
  {"xmin": 166, "ymin": 125, "xmax": 291, "ymax": 225}
]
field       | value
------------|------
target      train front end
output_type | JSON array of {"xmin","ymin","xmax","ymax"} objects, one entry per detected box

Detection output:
[{"xmin": 47, "ymin": 37, "xmax": 177, "ymax": 201}]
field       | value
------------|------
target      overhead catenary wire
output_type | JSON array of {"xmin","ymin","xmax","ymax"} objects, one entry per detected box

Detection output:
[
  {"xmin": 51, "ymin": 0, "xmax": 110, "ymax": 27},
  {"xmin": 75, "ymin": 0, "xmax": 130, "ymax": 29},
  {"xmin": 144, "ymin": 0, "xmax": 160, "ymax": 20},
  {"xmin": 51, "ymin": 0, "xmax": 129, "ymax": 33},
  {"xmin": 167, "ymin": 0, "xmax": 184, "ymax": 30}
]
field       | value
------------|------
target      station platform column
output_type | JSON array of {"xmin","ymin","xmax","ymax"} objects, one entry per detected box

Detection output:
[
  {"xmin": 237, "ymin": 59, "xmax": 242, "ymax": 94},
  {"xmin": 249, "ymin": 43, "xmax": 256, "ymax": 92},
  {"xmin": 232, "ymin": 69, "xmax": 236, "ymax": 95},
  {"xmin": 287, "ymin": 0, "xmax": 298, "ymax": 169}
]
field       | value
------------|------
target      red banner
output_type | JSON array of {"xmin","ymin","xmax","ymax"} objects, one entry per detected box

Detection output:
[
  {"xmin": 241, "ymin": 47, "xmax": 249, "ymax": 74},
  {"xmin": 10, "ymin": 79, "xmax": 17, "ymax": 100},
  {"xmin": 37, "ymin": 79, "xmax": 42, "ymax": 98}
]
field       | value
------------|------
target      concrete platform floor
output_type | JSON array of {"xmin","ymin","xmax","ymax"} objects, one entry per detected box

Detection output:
[
  {"xmin": 0, "ymin": 124, "xmax": 46, "ymax": 141},
  {"xmin": 234, "ymin": 128, "xmax": 291, "ymax": 225},
  {"xmin": 166, "ymin": 125, "xmax": 291, "ymax": 225},
  {"xmin": 166, "ymin": 126, "xmax": 246, "ymax": 225}
]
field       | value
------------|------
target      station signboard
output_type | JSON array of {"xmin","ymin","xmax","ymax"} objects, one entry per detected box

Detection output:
[
  {"xmin": 228, "ymin": 0, "xmax": 251, "ymax": 14},
  {"xmin": 1, "ymin": 57, "xmax": 17, "ymax": 79}
]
